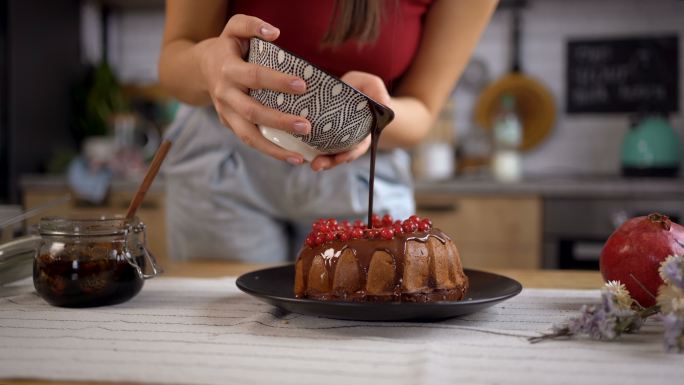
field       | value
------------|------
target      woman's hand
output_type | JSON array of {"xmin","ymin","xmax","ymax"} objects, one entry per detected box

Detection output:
[
  {"xmin": 310, "ymin": 71, "xmax": 392, "ymax": 172},
  {"xmin": 199, "ymin": 14, "xmax": 312, "ymax": 165}
]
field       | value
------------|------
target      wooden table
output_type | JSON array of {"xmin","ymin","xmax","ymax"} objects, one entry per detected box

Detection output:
[{"xmin": 4, "ymin": 262, "xmax": 603, "ymax": 385}]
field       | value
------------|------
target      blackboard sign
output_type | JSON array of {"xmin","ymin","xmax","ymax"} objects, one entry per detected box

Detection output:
[{"xmin": 566, "ymin": 35, "xmax": 679, "ymax": 113}]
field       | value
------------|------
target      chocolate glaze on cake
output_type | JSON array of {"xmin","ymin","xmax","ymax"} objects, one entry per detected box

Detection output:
[
  {"xmin": 295, "ymin": 228, "xmax": 469, "ymax": 302},
  {"xmin": 294, "ymin": 90, "xmax": 468, "ymax": 303}
]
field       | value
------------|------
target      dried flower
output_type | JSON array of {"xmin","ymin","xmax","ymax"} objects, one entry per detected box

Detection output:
[
  {"xmin": 531, "ymin": 257, "xmax": 684, "ymax": 353},
  {"xmin": 655, "ymin": 255, "xmax": 684, "ymax": 352},
  {"xmin": 659, "ymin": 255, "xmax": 684, "ymax": 290},
  {"xmin": 529, "ymin": 281, "xmax": 642, "ymax": 343},
  {"xmin": 657, "ymin": 285, "xmax": 684, "ymax": 316},
  {"xmin": 660, "ymin": 313, "xmax": 684, "ymax": 353},
  {"xmin": 603, "ymin": 280, "xmax": 633, "ymax": 311}
]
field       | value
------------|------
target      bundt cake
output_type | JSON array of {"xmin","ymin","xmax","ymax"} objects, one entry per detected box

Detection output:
[{"xmin": 294, "ymin": 215, "xmax": 469, "ymax": 302}]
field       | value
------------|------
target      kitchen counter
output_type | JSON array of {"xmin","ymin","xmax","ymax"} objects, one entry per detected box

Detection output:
[
  {"xmin": 21, "ymin": 173, "xmax": 684, "ymax": 199},
  {"xmin": 19, "ymin": 174, "xmax": 164, "ymax": 194},
  {"xmin": 415, "ymin": 174, "xmax": 684, "ymax": 198}
]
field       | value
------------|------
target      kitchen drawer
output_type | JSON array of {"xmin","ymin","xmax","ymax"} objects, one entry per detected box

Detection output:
[
  {"xmin": 22, "ymin": 189, "xmax": 168, "ymax": 266},
  {"xmin": 415, "ymin": 194, "xmax": 542, "ymax": 269}
]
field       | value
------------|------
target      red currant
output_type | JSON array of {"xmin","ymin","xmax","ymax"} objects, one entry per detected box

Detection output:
[
  {"xmin": 339, "ymin": 231, "xmax": 350, "ymax": 241},
  {"xmin": 327, "ymin": 218, "xmax": 338, "ymax": 228},
  {"xmin": 367, "ymin": 229, "xmax": 380, "ymax": 239},
  {"xmin": 418, "ymin": 219, "xmax": 431, "ymax": 232},
  {"xmin": 326, "ymin": 232, "xmax": 336, "ymax": 242},
  {"xmin": 402, "ymin": 220, "xmax": 417, "ymax": 233},
  {"xmin": 393, "ymin": 223, "xmax": 403, "ymax": 235},
  {"xmin": 381, "ymin": 214, "xmax": 394, "ymax": 226},
  {"xmin": 305, "ymin": 235, "xmax": 316, "ymax": 247},
  {"xmin": 351, "ymin": 228, "xmax": 364, "ymax": 239},
  {"xmin": 371, "ymin": 214, "xmax": 382, "ymax": 228},
  {"xmin": 409, "ymin": 215, "xmax": 420, "ymax": 224},
  {"xmin": 314, "ymin": 233, "xmax": 326, "ymax": 246},
  {"xmin": 380, "ymin": 227, "xmax": 394, "ymax": 240},
  {"xmin": 353, "ymin": 219, "xmax": 364, "ymax": 228}
]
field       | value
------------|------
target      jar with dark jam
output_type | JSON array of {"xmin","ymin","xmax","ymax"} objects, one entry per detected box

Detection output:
[{"xmin": 33, "ymin": 216, "xmax": 161, "ymax": 307}]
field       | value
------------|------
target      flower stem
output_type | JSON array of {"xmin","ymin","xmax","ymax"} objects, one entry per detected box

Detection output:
[
  {"xmin": 638, "ymin": 305, "xmax": 660, "ymax": 319},
  {"xmin": 528, "ymin": 327, "xmax": 572, "ymax": 343}
]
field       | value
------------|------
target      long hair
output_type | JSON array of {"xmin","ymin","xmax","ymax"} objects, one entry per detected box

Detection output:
[{"xmin": 321, "ymin": 0, "xmax": 384, "ymax": 47}]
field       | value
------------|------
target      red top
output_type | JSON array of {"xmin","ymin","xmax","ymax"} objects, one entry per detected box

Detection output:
[{"xmin": 230, "ymin": 0, "xmax": 434, "ymax": 91}]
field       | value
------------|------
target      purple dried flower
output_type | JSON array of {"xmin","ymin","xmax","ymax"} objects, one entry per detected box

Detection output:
[
  {"xmin": 560, "ymin": 301, "xmax": 638, "ymax": 340},
  {"xmin": 596, "ymin": 314, "xmax": 617, "ymax": 339},
  {"xmin": 657, "ymin": 285, "xmax": 684, "ymax": 317},
  {"xmin": 534, "ymin": 282, "xmax": 642, "ymax": 343},
  {"xmin": 660, "ymin": 313, "xmax": 684, "ymax": 353},
  {"xmin": 659, "ymin": 255, "xmax": 684, "ymax": 290}
]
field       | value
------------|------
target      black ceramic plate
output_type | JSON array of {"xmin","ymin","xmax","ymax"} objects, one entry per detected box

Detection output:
[{"xmin": 236, "ymin": 265, "xmax": 522, "ymax": 321}]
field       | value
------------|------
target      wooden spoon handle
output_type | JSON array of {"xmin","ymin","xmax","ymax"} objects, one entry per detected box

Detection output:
[{"xmin": 126, "ymin": 140, "xmax": 172, "ymax": 219}]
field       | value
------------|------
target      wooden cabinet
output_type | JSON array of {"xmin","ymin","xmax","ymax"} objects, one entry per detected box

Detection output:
[
  {"xmin": 22, "ymin": 188, "xmax": 168, "ymax": 266},
  {"xmin": 416, "ymin": 194, "xmax": 542, "ymax": 269}
]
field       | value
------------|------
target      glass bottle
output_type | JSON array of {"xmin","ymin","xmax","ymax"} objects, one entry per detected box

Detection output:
[{"xmin": 491, "ymin": 94, "xmax": 523, "ymax": 182}]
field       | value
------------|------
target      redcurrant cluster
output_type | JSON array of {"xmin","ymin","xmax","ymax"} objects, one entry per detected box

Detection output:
[{"xmin": 304, "ymin": 214, "xmax": 432, "ymax": 248}]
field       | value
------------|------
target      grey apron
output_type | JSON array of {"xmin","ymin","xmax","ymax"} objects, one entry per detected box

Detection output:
[{"xmin": 163, "ymin": 105, "xmax": 415, "ymax": 262}]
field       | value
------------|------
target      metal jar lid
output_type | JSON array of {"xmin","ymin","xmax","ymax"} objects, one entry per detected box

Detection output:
[{"xmin": 38, "ymin": 216, "xmax": 143, "ymax": 237}]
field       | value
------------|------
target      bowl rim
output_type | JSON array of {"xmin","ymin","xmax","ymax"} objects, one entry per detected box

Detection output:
[{"xmin": 249, "ymin": 37, "xmax": 394, "ymax": 120}]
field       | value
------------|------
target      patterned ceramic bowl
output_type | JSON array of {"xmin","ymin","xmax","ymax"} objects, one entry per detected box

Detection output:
[{"xmin": 248, "ymin": 37, "xmax": 394, "ymax": 161}]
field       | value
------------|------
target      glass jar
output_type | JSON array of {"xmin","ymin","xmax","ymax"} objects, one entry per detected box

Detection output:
[{"xmin": 33, "ymin": 216, "xmax": 161, "ymax": 307}]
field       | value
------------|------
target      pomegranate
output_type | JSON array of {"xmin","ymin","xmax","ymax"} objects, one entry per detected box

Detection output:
[{"xmin": 600, "ymin": 213, "xmax": 684, "ymax": 307}]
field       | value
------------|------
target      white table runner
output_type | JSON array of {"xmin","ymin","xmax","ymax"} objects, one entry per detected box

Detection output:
[{"xmin": 1, "ymin": 277, "xmax": 682, "ymax": 385}]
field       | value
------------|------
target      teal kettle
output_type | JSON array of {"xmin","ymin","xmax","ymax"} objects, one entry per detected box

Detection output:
[{"xmin": 621, "ymin": 115, "xmax": 681, "ymax": 177}]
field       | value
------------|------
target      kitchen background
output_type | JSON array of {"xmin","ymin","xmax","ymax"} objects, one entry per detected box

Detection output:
[
  {"xmin": 78, "ymin": 0, "xmax": 684, "ymax": 176},
  {"xmin": 1, "ymin": 0, "xmax": 683, "ymax": 272}
]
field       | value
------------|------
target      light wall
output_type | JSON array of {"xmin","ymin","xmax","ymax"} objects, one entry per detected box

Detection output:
[{"xmin": 454, "ymin": 0, "xmax": 684, "ymax": 176}]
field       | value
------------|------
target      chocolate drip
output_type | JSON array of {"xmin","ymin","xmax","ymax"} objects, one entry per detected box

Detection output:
[
  {"xmin": 296, "ymin": 229, "xmax": 454, "ymax": 301},
  {"xmin": 366, "ymin": 102, "xmax": 395, "ymax": 228}
]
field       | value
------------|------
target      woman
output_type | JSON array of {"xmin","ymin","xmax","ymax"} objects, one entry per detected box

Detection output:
[{"xmin": 159, "ymin": 0, "xmax": 497, "ymax": 262}]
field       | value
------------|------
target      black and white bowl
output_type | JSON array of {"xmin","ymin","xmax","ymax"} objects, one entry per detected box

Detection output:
[{"xmin": 248, "ymin": 37, "xmax": 394, "ymax": 161}]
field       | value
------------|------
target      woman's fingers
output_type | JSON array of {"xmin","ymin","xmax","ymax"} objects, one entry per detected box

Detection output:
[
  {"xmin": 216, "ymin": 88, "xmax": 311, "ymax": 135},
  {"xmin": 220, "ymin": 112, "xmax": 304, "ymax": 165},
  {"xmin": 224, "ymin": 62, "xmax": 306, "ymax": 95},
  {"xmin": 335, "ymin": 136, "xmax": 372, "ymax": 163},
  {"xmin": 223, "ymin": 14, "xmax": 280, "ymax": 41},
  {"xmin": 310, "ymin": 156, "xmax": 332, "ymax": 172},
  {"xmin": 221, "ymin": 14, "xmax": 280, "ymax": 56},
  {"xmin": 206, "ymin": 14, "xmax": 313, "ymax": 165},
  {"xmin": 310, "ymin": 136, "xmax": 372, "ymax": 171},
  {"xmin": 340, "ymin": 71, "xmax": 391, "ymax": 105}
]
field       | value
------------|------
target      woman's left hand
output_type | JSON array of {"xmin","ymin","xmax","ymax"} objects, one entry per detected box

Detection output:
[{"xmin": 310, "ymin": 71, "xmax": 391, "ymax": 172}]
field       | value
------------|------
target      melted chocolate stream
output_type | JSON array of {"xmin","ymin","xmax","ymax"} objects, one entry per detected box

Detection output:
[{"xmin": 367, "ymin": 102, "xmax": 395, "ymax": 228}]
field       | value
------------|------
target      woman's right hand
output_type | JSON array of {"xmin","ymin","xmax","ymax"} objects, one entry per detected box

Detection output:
[{"xmin": 199, "ymin": 14, "xmax": 310, "ymax": 165}]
